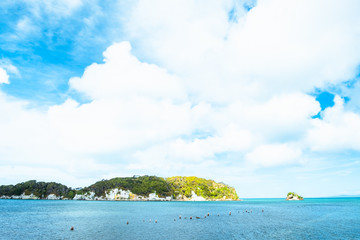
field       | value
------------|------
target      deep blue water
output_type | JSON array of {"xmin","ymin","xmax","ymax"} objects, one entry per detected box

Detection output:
[{"xmin": 0, "ymin": 198, "xmax": 359, "ymax": 239}]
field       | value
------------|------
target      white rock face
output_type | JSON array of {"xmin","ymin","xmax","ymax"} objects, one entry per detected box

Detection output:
[
  {"xmin": 190, "ymin": 191, "xmax": 206, "ymax": 201},
  {"xmin": 1, "ymin": 189, "xmax": 173, "ymax": 201},
  {"xmin": 19, "ymin": 193, "xmax": 39, "ymax": 200},
  {"xmin": 105, "ymin": 189, "xmax": 130, "ymax": 200},
  {"xmin": 148, "ymin": 192, "xmax": 160, "ymax": 200},
  {"xmin": 46, "ymin": 194, "xmax": 60, "ymax": 200},
  {"xmin": 287, "ymin": 195, "xmax": 299, "ymax": 200},
  {"xmin": 286, "ymin": 193, "xmax": 303, "ymax": 200},
  {"xmin": 73, "ymin": 191, "xmax": 95, "ymax": 200},
  {"xmin": 73, "ymin": 189, "xmax": 133, "ymax": 201},
  {"xmin": 72, "ymin": 194, "xmax": 83, "ymax": 200}
]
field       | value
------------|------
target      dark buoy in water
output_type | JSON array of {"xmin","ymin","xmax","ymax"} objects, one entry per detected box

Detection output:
[
  {"xmin": 126, "ymin": 221, "xmax": 129, "ymax": 225},
  {"xmin": 207, "ymin": 213, "xmax": 209, "ymax": 216},
  {"xmin": 179, "ymin": 215, "xmax": 181, "ymax": 219},
  {"xmin": 190, "ymin": 216, "xmax": 192, "ymax": 220},
  {"xmin": 262, "ymin": 209, "xmax": 264, "ymax": 212},
  {"xmin": 70, "ymin": 226, "xmax": 74, "ymax": 231},
  {"xmin": 155, "ymin": 220, "xmax": 157, "ymax": 223},
  {"xmin": 229, "ymin": 211, "xmax": 231, "ymax": 216},
  {"xmin": 196, "ymin": 217, "xmax": 200, "ymax": 219}
]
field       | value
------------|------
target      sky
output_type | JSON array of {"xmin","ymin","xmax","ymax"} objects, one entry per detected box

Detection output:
[{"xmin": 0, "ymin": 0, "xmax": 360, "ymax": 198}]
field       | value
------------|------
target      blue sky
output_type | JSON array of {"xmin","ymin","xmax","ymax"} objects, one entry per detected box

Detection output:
[
  {"xmin": 0, "ymin": 0, "xmax": 360, "ymax": 197},
  {"xmin": 0, "ymin": 0, "xmax": 129, "ymax": 104}
]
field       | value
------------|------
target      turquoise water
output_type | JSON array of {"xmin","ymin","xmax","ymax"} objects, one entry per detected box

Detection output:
[{"xmin": 0, "ymin": 198, "xmax": 359, "ymax": 239}]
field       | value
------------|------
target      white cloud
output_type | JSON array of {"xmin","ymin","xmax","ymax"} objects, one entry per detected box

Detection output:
[
  {"xmin": 0, "ymin": 42, "xmax": 195, "ymax": 184},
  {"xmin": 226, "ymin": 0, "xmax": 360, "ymax": 91},
  {"xmin": 126, "ymin": 0, "xmax": 360, "ymax": 102},
  {"xmin": 245, "ymin": 143, "xmax": 302, "ymax": 167},
  {"xmin": 69, "ymin": 42, "xmax": 187, "ymax": 102},
  {"xmin": 0, "ymin": 59, "xmax": 20, "ymax": 77},
  {"xmin": 132, "ymin": 124, "xmax": 254, "ymax": 169},
  {"xmin": 222, "ymin": 93, "xmax": 320, "ymax": 142},
  {"xmin": 16, "ymin": 17, "xmax": 39, "ymax": 36},
  {"xmin": 0, "ymin": 68, "xmax": 9, "ymax": 84},
  {"xmin": 306, "ymin": 96, "xmax": 360, "ymax": 151},
  {"xmin": 31, "ymin": 0, "xmax": 83, "ymax": 17}
]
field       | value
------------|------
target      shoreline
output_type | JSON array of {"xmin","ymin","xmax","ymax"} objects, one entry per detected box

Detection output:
[{"xmin": 0, "ymin": 197, "xmax": 241, "ymax": 202}]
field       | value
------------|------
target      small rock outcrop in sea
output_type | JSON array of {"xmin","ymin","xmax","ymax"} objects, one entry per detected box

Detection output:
[{"xmin": 286, "ymin": 192, "xmax": 304, "ymax": 200}]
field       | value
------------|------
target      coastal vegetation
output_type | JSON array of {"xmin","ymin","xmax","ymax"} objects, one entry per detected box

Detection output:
[
  {"xmin": 81, "ymin": 176, "xmax": 172, "ymax": 198},
  {"xmin": 167, "ymin": 176, "xmax": 239, "ymax": 200},
  {"xmin": 0, "ymin": 180, "xmax": 75, "ymax": 199},
  {"xmin": 0, "ymin": 176, "xmax": 239, "ymax": 200}
]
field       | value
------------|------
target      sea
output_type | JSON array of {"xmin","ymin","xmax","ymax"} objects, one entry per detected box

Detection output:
[{"xmin": 0, "ymin": 198, "xmax": 359, "ymax": 240}]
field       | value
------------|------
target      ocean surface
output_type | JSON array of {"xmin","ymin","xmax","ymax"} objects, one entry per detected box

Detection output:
[{"xmin": 0, "ymin": 198, "xmax": 359, "ymax": 240}]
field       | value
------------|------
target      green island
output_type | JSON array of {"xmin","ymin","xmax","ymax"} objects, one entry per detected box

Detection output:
[
  {"xmin": 286, "ymin": 192, "xmax": 304, "ymax": 200},
  {"xmin": 0, "ymin": 176, "xmax": 239, "ymax": 201}
]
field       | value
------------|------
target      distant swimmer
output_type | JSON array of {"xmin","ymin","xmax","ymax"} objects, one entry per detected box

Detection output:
[
  {"xmin": 126, "ymin": 221, "xmax": 129, "ymax": 225},
  {"xmin": 229, "ymin": 211, "xmax": 231, "ymax": 216},
  {"xmin": 70, "ymin": 226, "xmax": 74, "ymax": 231}
]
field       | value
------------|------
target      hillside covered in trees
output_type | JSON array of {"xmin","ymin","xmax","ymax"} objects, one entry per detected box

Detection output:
[
  {"xmin": 0, "ymin": 180, "xmax": 75, "ymax": 199},
  {"xmin": 167, "ymin": 176, "xmax": 239, "ymax": 200},
  {"xmin": 0, "ymin": 176, "xmax": 239, "ymax": 201}
]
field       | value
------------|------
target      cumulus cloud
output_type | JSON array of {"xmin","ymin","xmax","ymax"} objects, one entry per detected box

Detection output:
[
  {"xmin": 69, "ymin": 42, "xmax": 187, "ymax": 102},
  {"xmin": 126, "ymin": 0, "xmax": 360, "ymax": 102},
  {"xmin": 306, "ymin": 96, "xmax": 360, "ymax": 151},
  {"xmin": 245, "ymin": 143, "xmax": 302, "ymax": 167},
  {"xmin": 222, "ymin": 93, "xmax": 320, "ymax": 142},
  {"xmin": 131, "ymin": 124, "xmax": 254, "ymax": 171},
  {"xmin": 0, "ymin": 42, "xmax": 194, "ymax": 184}
]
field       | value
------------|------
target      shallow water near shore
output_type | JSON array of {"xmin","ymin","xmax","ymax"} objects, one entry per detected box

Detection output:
[{"xmin": 0, "ymin": 198, "xmax": 359, "ymax": 239}]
